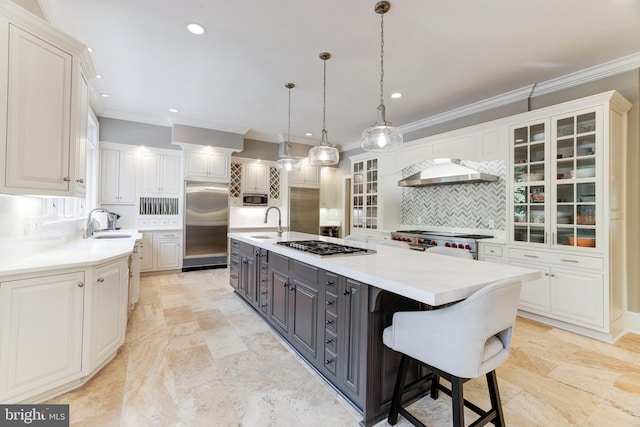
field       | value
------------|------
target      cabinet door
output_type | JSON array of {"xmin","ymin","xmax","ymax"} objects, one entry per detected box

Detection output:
[
  {"xmin": 159, "ymin": 155, "xmax": 180, "ymax": 194},
  {"xmin": 339, "ymin": 278, "xmax": 365, "ymax": 401},
  {"xmin": 244, "ymin": 162, "xmax": 269, "ymax": 193},
  {"xmin": 100, "ymin": 149, "xmax": 120, "ymax": 204},
  {"xmin": 140, "ymin": 153, "xmax": 159, "ymax": 193},
  {"xmin": 207, "ymin": 153, "xmax": 229, "ymax": 180},
  {"xmin": 290, "ymin": 279, "xmax": 319, "ymax": 359},
  {"xmin": 185, "ymin": 151, "xmax": 210, "ymax": 178},
  {"xmin": 551, "ymin": 268, "xmax": 604, "ymax": 328},
  {"xmin": 0, "ymin": 271, "xmax": 84, "ymax": 401},
  {"xmin": 269, "ymin": 270, "xmax": 290, "ymax": 334},
  {"xmin": 239, "ymin": 252, "xmax": 256, "ymax": 304},
  {"xmin": 73, "ymin": 70, "xmax": 89, "ymax": 195},
  {"xmin": 156, "ymin": 236, "xmax": 181, "ymax": 270},
  {"xmin": 510, "ymin": 261, "xmax": 551, "ymax": 313},
  {"xmin": 139, "ymin": 232, "xmax": 153, "ymax": 271},
  {"xmin": 511, "ymin": 120, "xmax": 548, "ymax": 245},
  {"xmin": 91, "ymin": 261, "xmax": 126, "ymax": 367},
  {"xmin": 5, "ymin": 25, "xmax": 73, "ymax": 193},
  {"xmin": 118, "ymin": 151, "xmax": 137, "ymax": 203}
]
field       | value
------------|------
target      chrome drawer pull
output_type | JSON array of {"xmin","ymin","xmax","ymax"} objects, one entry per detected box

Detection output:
[
  {"xmin": 524, "ymin": 254, "xmax": 539, "ymax": 258},
  {"xmin": 560, "ymin": 259, "xmax": 578, "ymax": 263}
]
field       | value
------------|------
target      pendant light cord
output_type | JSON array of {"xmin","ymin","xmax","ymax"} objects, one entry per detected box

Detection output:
[
  {"xmin": 379, "ymin": 11, "xmax": 385, "ymax": 108},
  {"xmin": 287, "ymin": 84, "xmax": 291, "ymax": 155},
  {"xmin": 321, "ymin": 57, "xmax": 328, "ymax": 145}
]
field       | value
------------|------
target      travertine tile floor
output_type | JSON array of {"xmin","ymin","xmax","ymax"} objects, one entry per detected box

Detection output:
[{"xmin": 47, "ymin": 269, "xmax": 640, "ymax": 426}]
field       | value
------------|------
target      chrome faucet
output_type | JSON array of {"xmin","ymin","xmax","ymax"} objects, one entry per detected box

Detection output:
[
  {"xmin": 84, "ymin": 207, "xmax": 111, "ymax": 238},
  {"xmin": 264, "ymin": 206, "xmax": 283, "ymax": 237}
]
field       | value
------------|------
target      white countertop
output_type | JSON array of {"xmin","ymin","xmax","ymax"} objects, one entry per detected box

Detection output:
[
  {"xmin": 0, "ymin": 229, "xmax": 142, "ymax": 278},
  {"xmin": 229, "ymin": 231, "xmax": 541, "ymax": 306}
]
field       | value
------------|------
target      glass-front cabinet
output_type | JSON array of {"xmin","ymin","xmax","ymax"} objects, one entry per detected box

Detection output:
[
  {"xmin": 510, "ymin": 108, "xmax": 602, "ymax": 251},
  {"xmin": 352, "ymin": 158, "xmax": 378, "ymax": 230}
]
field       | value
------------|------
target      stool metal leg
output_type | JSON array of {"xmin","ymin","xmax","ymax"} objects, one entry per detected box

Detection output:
[
  {"xmin": 388, "ymin": 354, "xmax": 410, "ymax": 425},
  {"xmin": 486, "ymin": 370, "xmax": 505, "ymax": 427},
  {"xmin": 450, "ymin": 377, "xmax": 465, "ymax": 427}
]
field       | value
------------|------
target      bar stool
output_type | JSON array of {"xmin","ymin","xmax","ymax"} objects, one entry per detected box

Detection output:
[{"xmin": 382, "ymin": 278, "xmax": 522, "ymax": 427}]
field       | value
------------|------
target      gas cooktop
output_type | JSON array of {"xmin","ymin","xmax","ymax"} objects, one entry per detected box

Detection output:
[{"xmin": 276, "ymin": 240, "xmax": 373, "ymax": 256}]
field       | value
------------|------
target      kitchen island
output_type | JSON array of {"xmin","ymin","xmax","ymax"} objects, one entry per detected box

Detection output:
[{"xmin": 229, "ymin": 231, "xmax": 541, "ymax": 425}]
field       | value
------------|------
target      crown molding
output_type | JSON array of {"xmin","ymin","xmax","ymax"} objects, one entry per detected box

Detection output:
[{"xmin": 532, "ymin": 51, "xmax": 640, "ymax": 96}]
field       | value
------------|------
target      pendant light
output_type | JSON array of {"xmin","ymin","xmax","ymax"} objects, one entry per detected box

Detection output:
[
  {"xmin": 276, "ymin": 83, "xmax": 302, "ymax": 171},
  {"xmin": 308, "ymin": 52, "xmax": 340, "ymax": 166},
  {"xmin": 361, "ymin": 1, "xmax": 403, "ymax": 152}
]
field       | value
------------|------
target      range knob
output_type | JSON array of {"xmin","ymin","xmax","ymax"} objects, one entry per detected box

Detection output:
[
  {"xmin": 431, "ymin": 241, "xmax": 437, "ymax": 246},
  {"xmin": 444, "ymin": 242, "xmax": 451, "ymax": 247},
  {"xmin": 465, "ymin": 244, "xmax": 471, "ymax": 250}
]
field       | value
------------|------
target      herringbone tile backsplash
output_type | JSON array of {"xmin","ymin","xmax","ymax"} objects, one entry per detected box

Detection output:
[{"xmin": 401, "ymin": 160, "xmax": 506, "ymax": 230}]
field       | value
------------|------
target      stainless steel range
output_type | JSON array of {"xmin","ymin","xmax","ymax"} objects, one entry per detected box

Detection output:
[
  {"xmin": 390, "ymin": 230, "xmax": 493, "ymax": 259},
  {"xmin": 276, "ymin": 240, "xmax": 374, "ymax": 256}
]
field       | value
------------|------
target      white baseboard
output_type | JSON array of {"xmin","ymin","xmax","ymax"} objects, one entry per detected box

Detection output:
[{"xmin": 627, "ymin": 311, "xmax": 640, "ymax": 334}]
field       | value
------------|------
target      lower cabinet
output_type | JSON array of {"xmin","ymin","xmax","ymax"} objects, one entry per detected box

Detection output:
[
  {"xmin": 140, "ymin": 230, "xmax": 182, "ymax": 272},
  {"xmin": 320, "ymin": 271, "xmax": 367, "ymax": 406},
  {"xmin": 0, "ymin": 271, "xmax": 85, "ymax": 402},
  {"xmin": 0, "ymin": 254, "xmax": 131, "ymax": 403},
  {"xmin": 511, "ymin": 257, "xmax": 605, "ymax": 330},
  {"xmin": 88, "ymin": 258, "xmax": 129, "ymax": 369}
]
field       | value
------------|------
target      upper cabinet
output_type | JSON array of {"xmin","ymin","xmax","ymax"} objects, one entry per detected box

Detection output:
[
  {"xmin": 288, "ymin": 163, "xmax": 319, "ymax": 188},
  {"xmin": 320, "ymin": 167, "xmax": 340, "ymax": 209},
  {"xmin": 181, "ymin": 144, "xmax": 234, "ymax": 183},
  {"xmin": 242, "ymin": 162, "xmax": 269, "ymax": 194},
  {"xmin": 140, "ymin": 151, "xmax": 180, "ymax": 195},
  {"xmin": 0, "ymin": 3, "xmax": 95, "ymax": 197},
  {"xmin": 100, "ymin": 148, "xmax": 136, "ymax": 204}
]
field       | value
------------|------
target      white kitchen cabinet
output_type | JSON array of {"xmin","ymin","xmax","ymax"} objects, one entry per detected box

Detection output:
[
  {"xmin": 0, "ymin": 4, "xmax": 94, "ymax": 197},
  {"xmin": 320, "ymin": 167, "xmax": 340, "ymax": 209},
  {"xmin": 507, "ymin": 91, "xmax": 631, "ymax": 341},
  {"xmin": 510, "ymin": 261, "xmax": 551, "ymax": 313},
  {"xmin": 140, "ymin": 152, "xmax": 181, "ymax": 195},
  {"xmin": 140, "ymin": 230, "xmax": 182, "ymax": 272},
  {"xmin": 0, "ymin": 271, "xmax": 85, "ymax": 403},
  {"xmin": 156, "ymin": 231, "xmax": 182, "ymax": 270},
  {"xmin": 243, "ymin": 161, "xmax": 269, "ymax": 193},
  {"xmin": 478, "ymin": 243, "xmax": 506, "ymax": 264},
  {"xmin": 100, "ymin": 148, "xmax": 137, "ymax": 204},
  {"xmin": 88, "ymin": 258, "xmax": 128, "ymax": 369},
  {"xmin": 184, "ymin": 148, "xmax": 229, "ymax": 182},
  {"xmin": 288, "ymin": 163, "xmax": 320, "ymax": 188},
  {"xmin": 351, "ymin": 157, "xmax": 378, "ymax": 232}
]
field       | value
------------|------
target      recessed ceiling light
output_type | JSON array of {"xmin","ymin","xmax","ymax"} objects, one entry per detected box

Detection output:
[
  {"xmin": 391, "ymin": 92, "xmax": 402, "ymax": 99},
  {"xmin": 187, "ymin": 22, "xmax": 206, "ymax": 35},
  {"xmin": 168, "ymin": 108, "xmax": 179, "ymax": 113},
  {"xmin": 100, "ymin": 93, "xmax": 109, "ymax": 98},
  {"xmin": 95, "ymin": 74, "xmax": 102, "ymax": 79},
  {"xmin": 305, "ymin": 132, "xmax": 313, "ymax": 137}
]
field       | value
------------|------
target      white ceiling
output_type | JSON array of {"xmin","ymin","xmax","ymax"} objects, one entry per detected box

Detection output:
[{"xmin": 42, "ymin": 0, "xmax": 640, "ymax": 148}]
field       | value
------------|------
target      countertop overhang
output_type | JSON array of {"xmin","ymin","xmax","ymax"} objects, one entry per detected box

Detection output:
[
  {"xmin": 0, "ymin": 229, "xmax": 142, "ymax": 277},
  {"xmin": 229, "ymin": 231, "xmax": 541, "ymax": 306}
]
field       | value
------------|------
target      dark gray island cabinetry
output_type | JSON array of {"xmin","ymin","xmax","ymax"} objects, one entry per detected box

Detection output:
[{"xmin": 227, "ymin": 233, "xmax": 541, "ymax": 425}]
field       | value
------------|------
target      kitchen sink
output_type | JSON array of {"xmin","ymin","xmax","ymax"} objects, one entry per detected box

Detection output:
[
  {"xmin": 250, "ymin": 235, "xmax": 274, "ymax": 239},
  {"xmin": 92, "ymin": 233, "xmax": 132, "ymax": 239}
]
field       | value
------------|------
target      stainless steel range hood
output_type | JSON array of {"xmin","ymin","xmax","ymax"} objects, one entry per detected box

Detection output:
[{"xmin": 398, "ymin": 158, "xmax": 499, "ymax": 187}]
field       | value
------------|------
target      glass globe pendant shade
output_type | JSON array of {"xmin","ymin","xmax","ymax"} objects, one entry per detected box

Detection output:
[
  {"xmin": 276, "ymin": 154, "xmax": 302, "ymax": 171},
  {"xmin": 361, "ymin": 104, "xmax": 402, "ymax": 152},
  {"xmin": 308, "ymin": 145, "xmax": 340, "ymax": 166}
]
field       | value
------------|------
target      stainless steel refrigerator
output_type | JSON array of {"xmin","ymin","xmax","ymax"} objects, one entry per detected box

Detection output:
[
  {"xmin": 183, "ymin": 181, "xmax": 229, "ymax": 270},
  {"xmin": 289, "ymin": 187, "xmax": 320, "ymax": 235}
]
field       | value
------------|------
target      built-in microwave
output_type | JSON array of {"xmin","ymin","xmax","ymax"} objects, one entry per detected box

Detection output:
[{"xmin": 243, "ymin": 193, "xmax": 268, "ymax": 206}]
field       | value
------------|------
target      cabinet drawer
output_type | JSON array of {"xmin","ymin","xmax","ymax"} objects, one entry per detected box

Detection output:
[
  {"xmin": 269, "ymin": 252, "xmax": 290, "ymax": 272},
  {"xmin": 509, "ymin": 248, "xmax": 603, "ymax": 270},
  {"xmin": 325, "ymin": 292, "xmax": 338, "ymax": 315},
  {"xmin": 481, "ymin": 244, "xmax": 503, "ymax": 258},
  {"xmin": 324, "ymin": 330, "xmax": 338, "ymax": 353},
  {"xmin": 239, "ymin": 241, "xmax": 254, "ymax": 255},
  {"xmin": 325, "ymin": 311, "xmax": 338, "ymax": 334},
  {"xmin": 292, "ymin": 260, "xmax": 318, "ymax": 283},
  {"xmin": 157, "ymin": 231, "xmax": 180, "ymax": 239},
  {"xmin": 324, "ymin": 348, "xmax": 338, "ymax": 375}
]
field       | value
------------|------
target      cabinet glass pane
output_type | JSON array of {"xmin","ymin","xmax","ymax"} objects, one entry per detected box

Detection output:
[
  {"xmin": 577, "ymin": 112, "xmax": 596, "ymax": 133},
  {"xmin": 557, "ymin": 117, "xmax": 574, "ymax": 137}
]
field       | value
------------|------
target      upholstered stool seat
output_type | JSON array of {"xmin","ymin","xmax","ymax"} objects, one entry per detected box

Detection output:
[{"xmin": 382, "ymin": 278, "xmax": 522, "ymax": 427}]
